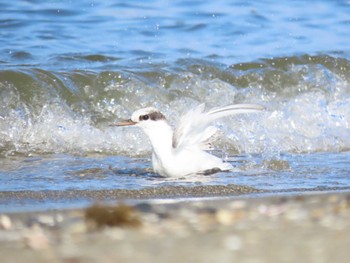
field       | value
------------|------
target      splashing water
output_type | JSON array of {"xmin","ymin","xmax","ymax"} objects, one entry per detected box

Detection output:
[{"xmin": 1, "ymin": 56, "xmax": 349, "ymax": 157}]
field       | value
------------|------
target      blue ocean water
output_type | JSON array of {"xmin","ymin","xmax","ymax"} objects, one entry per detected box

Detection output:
[
  {"xmin": 0, "ymin": 0, "xmax": 350, "ymax": 211},
  {"xmin": 1, "ymin": 0, "xmax": 350, "ymax": 68}
]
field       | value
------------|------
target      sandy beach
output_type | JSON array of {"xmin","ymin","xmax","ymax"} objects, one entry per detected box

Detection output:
[{"xmin": 1, "ymin": 190, "xmax": 349, "ymax": 263}]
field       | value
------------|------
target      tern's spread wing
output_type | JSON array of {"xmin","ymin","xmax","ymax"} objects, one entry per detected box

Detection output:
[{"xmin": 172, "ymin": 103, "xmax": 264, "ymax": 150}]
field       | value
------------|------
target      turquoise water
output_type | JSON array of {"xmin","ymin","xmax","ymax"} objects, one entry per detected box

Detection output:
[{"xmin": 1, "ymin": 0, "xmax": 350, "ymax": 210}]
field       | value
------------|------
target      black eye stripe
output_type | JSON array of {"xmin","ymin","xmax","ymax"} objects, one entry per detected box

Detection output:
[{"xmin": 139, "ymin": 112, "xmax": 166, "ymax": 121}]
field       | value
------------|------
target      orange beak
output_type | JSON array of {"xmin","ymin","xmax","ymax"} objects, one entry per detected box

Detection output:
[{"xmin": 110, "ymin": 119, "xmax": 137, "ymax": 127}]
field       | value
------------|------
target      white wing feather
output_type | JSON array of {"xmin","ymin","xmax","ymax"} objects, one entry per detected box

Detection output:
[{"xmin": 172, "ymin": 103, "xmax": 264, "ymax": 150}]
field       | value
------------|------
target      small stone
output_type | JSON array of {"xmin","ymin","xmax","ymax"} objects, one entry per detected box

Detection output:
[
  {"xmin": 0, "ymin": 215, "xmax": 12, "ymax": 230},
  {"xmin": 216, "ymin": 210, "xmax": 233, "ymax": 226},
  {"xmin": 37, "ymin": 215, "xmax": 56, "ymax": 227},
  {"xmin": 258, "ymin": 204, "xmax": 286, "ymax": 217},
  {"xmin": 224, "ymin": 235, "xmax": 243, "ymax": 251},
  {"xmin": 229, "ymin": 200, "xmax": 247, "ymax": 209},
  {"xmin": 24, "ymin": 227, "xmax": 49, "ymax": 250}
]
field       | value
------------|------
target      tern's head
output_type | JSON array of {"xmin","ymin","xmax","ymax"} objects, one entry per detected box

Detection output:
[{"xmin": 113, "ymin": 107, "xmax": 167, "ymax": 130}]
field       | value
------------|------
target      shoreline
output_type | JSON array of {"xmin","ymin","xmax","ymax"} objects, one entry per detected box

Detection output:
[
  {"xmin": 2, "ymin": 184, "xmax": 350, "ymax": 201},
  {"xmin": 0, "ymin": 184, "xmax": 264, "ymax": 213},
  {"xmin": 1, "ymin": 191, "xmax": 350, "ymax": 262},
  {"xmin": 1, "ymin": 184, "xmax": 350, "ymax": 213},
  {"xmin": 0, "ymin": 184, "xmax": 262, "ymax": 201},
  {"xmin": 2, "ymin": 184, "xmax": 350, "ymax": 214}
]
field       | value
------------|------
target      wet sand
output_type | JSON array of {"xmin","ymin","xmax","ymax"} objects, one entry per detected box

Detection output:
[
  {"xmin": 1, "ymin": 191, "xmax": 350, "ymax": 263},
  {"xmin": 0, "ymin": 184, "xmax": 262, "ymax": 201},
  {"xmin": 2, "ymin": 184, "xmax": 348, "ymax": 203}
]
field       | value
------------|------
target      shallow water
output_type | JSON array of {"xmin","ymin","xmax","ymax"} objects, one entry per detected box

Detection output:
[
  {"xmin": 1, "ymin": 152, "xmax": 349, "ymax": 192},
  {"xmin": 1, "ymin": 0, "xmax": 350, "ymax": 211}
]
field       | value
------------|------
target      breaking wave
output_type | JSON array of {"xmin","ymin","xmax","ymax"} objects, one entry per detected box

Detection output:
[{"xmin": 1, "ymin": 55, "xmax": 349, "ymax": 157}]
